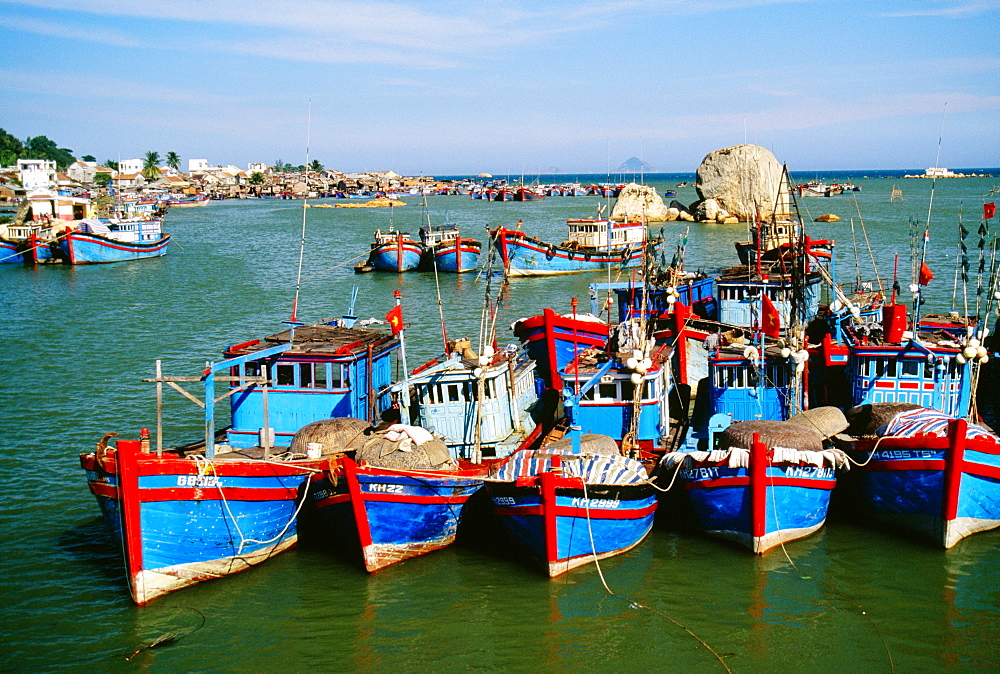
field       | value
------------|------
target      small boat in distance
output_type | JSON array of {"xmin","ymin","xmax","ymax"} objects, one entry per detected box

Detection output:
[
  {"xmin": 367, "ymin": 227, "xmax": 425, "ymax": 272},
  {"xmin": 55, "ymin": 217, "xmax": 170, "ymax": 264},
  {"xmin": 419, "ymin": 223, "xmax": 481, "ymax": 273},
  {"xmin": 492, "ymin": 218, "xmax": 662, "ymax": 277}
]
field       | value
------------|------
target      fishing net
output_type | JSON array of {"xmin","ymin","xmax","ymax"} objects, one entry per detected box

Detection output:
[
  {"xmin": 356, "ymin": 433, "xmax": 457, "ymax": 470},
  {"xmin": 844, "ymin": 402, "xmax": 922, "ymax": 438},
  {"xmin": 289, "ymin": 417, "xmax": 371, "ymax": 455},
  {"xmin": 718, "ymin": 420, "xmax": 824, "ymax": 452},
  {"xmin": 785, "ymin": 406, "xmax": 849, "ymax": 439}
]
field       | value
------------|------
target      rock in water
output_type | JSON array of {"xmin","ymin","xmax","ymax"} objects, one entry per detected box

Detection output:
[
  {"xmin": 611, "ymin": 182, "xmax": 670, "ymax": 222},
  {"xmin": 695, "ymin": 144, "xmax": 787, "ymax": 221}
]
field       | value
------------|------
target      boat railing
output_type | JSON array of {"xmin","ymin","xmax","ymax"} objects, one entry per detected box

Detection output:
[{"xmin": 142, "ymin": 343, "xmax": 292, "ymax": 459}]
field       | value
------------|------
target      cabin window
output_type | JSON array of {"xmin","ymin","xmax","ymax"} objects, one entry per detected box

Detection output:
[
  {"xmin": 314, "ymin": 363, "xmax": 328, "ymax": 388},
  {"xmin": 581, "ymin": 386, "xmax": 597, "ymax": 400},
  {"xmin": 299, "ymin": 363, "xmax": 313, "ymax": 388},
  {"xmin": 447, "ymin": 384, "xmax": 461, "ymax": 402},
  {"xmin": 329, "ymin": 364, "xmax": 349, "ymax": 389},
  {"xmin": 900, "ymin": 360, "xmax": 920, "ymax": 377},
  {"xmin": 599, "ymin": 383, "xmax": 617, "ymax": 400},
  {"xmin": 765, "ymin": 364, "xmax": 787, "ymax": 388},
  {"xmin": 243, "ymin": 361, "xmax": 261, "ymax": 383},
  {"xmin": 276, "ymin": 364, "xmax": 295, "ymax": 386}
]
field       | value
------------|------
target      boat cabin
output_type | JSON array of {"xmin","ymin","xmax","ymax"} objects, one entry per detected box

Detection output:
[
  {"xmin": 848, "ymin": 342, "xmax": 971, "ymax": 417},
  {"xmin": 405, "ymin": 350, "xmax": 539, "ymax": 459},
  {"xmin": 708, "ymin": 345, "xmax": 796, "ymax": 423},
  {"xmin": 419, "ymin": 224, "xmax": 460, "ymax": 249},
  {"xmin": 715, "ymin": 266, "xmax": 823, "ymax": 331},
  {"xmin": 79, "ymin": 217, "xmax": 164, "ymax": 243},
  {"xmin": 223, "ymin": 323, "xmax": 400, "ymax": 447},
  {"xmin": 562, "ymin": 354, "xmax": 670, "ymax": 451},
  {"xmin": 565, "ymin": 219, "xmax": 647, "ymax": 251}
]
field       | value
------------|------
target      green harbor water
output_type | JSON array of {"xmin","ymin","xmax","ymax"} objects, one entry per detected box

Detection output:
[{"xmin": 3, "ymin": 172, "xmax": 999, "ymax": 671}]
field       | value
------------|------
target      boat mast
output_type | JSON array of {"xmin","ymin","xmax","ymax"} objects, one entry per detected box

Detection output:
[{"xmin": 289, "ymin": 100, "xmax": 312, "ymax": 325}]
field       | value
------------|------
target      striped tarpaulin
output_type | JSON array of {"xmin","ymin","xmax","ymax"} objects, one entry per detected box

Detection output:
[
  {"xmin": 491, "ymin": 449, "xmax": 648, "ymax": 485},
  {"xmin": 881, "ymin": 408, "xmax": 997, "ymax": 441}
]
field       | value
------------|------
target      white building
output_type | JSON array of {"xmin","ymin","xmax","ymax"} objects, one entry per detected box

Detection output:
[
  {"xmin": 188, "ymin": 159, "xmax": 210, "ymax": 173},
  {"xmin": 248, "ymin": 162, "xmax": 268, "ymax": 174},
  {"xmin": 17, "ymin": 159, "xmax": 57, "ymax": 190},
  {"xmin": 119, "ymin": 158, "xmax": 143, "ymax": 175}
]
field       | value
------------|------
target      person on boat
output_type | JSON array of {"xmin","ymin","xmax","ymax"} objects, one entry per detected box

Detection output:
[{"xmin": 703, "ymin": 329, "xmax": 721, "ymax": 352}]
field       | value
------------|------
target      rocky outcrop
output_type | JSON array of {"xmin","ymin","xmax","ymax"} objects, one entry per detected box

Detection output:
[
  {"xmin": 815, "ymin": 213, "xmax": 841, "ymax": 222},
  {"xmin": 694, "ymin": 144, "xmax": 788, "ymax": 222},
  {"xmin": 611, "ymin": 182, "xmax": 671, "ymax": 222}
]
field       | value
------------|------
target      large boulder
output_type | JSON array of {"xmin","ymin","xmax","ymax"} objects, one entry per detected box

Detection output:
[
  {"xmin": 611, "ymin": 182, "xmax": 670, "ymax": 222},
  {"xmin": 695, "ymin": 144, "xmax": 788, "ymax": 221}
]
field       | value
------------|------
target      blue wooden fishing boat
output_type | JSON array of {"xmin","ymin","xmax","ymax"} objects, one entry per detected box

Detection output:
[
  {"xmin": 488, "ymin": 434, "xmax": 657, "ymax": 576},
  {"xmin": 511, "ymin": 302, "xmax": 609, "ymax": 389},
  {"xmin": 79, "ymin": 317, "xmax": 400, "ymax": 604},
  {"xmin": 419, "ymin": 224, "xmax": 481, "ymax": 273},
  {"xmin": 0, "ymin": 236, "xmax": 22, "ymax": 263},
  {"xmin": 311, "ymin": 451, "xmax": 490, "ymax": 572},
  {"xmin": 55, "ymin": 217, "xmax": 170, "ymax": 264},
  {"xmin": 492, "ymin": 218, "xmax": 662, "ymax": 277},
  {"xmin": 367, "ymin": 227, "xmax": 425, "ymax": 272},
  {"xmin": 849, "ymin": 409, "xmax": 1000, "ymax": 548},
  {"xmin": 308, "ymin": 315, "xmax": 546, "ymax": 572},
  {"xmin": 0, "ymin": 222, "xmax": 57, "ymax": 264},
  {"xmin": 846, "ymin": 306, "xmax": 973, "ymax": 416},
  {"xmin": 662, "ymin": 425, "xmax": 847, "ymax": 553}
]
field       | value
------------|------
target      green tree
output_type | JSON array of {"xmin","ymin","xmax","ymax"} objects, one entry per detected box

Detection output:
[
  {"xmin": 142, "ymin": 151, "xmax": 161, "ymax": 180},
  {"xmin": 0, "ymin": 129, "xmax": 25, "ymax": 166},
  {"xmin": 94, "ymin": 173, "xmax": 111, "ymax": 187},
  {"xmin": 248, "ymin": 172, "xmax": 265, "ymax": 185},
  {"xmin": 165, "ymin": 151, "xmax": 181, "ymax": 171},
  {"xmin": 81, "ymin": 154, "xmax": 96, "ymax": 162},
  {"xmin": 104, "ymin": 159, "xmax": 119, "ymax": 172},
  {"xmin": 24, "ymin": 135, "xmax": 76, "ymax": 169},
  {"xmin": 309, "ymin": 159, "xmax": 324, "ymax": 173}
]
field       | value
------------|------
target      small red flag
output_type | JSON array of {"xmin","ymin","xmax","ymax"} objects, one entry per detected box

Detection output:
[
  {"xmin": 985, "ymin": 203, "xmax": 996, "ymax": 220},
  {"xmin": 918, "ymin": 261, "xmax": 934, "ymax": 286},
  {"xmin": 761, "ymin": 293, "xmax": 781, "ymax": 338},
  {"xmin": 386, "ymin": 305, "xmax": 403, "ymax": 335}
]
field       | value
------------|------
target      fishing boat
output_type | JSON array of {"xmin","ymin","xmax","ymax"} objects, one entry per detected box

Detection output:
[
  {"xmin": 79, "ymin": 316, "xmax": 400, "ymax": 604},
  {"xmin": 492, "ymin": 218, "xmax": 661, "ymax": 277},
  {"xmin": 55, "ymin": 217, "xmax": 170, "ymax": 264},
  {"xmin": 661, "ymin": 416, "xmax": 848, "ymax": 553},
  {"xmin": 845, "ymin": 408, "xmax": 1000, "ymax": 548},
  {"xmin": 795, "ymin": 181, "xmax": 839, "ymax": 197},
  {"xmin": 309, "ymin": 292, "xmax": 546, "ymax": 572},
  {"xmin": 511, "ymin": 302, "xmax": 610, "ymax": 389},
  {"xmin": 514, "ymin": 186, "xmax": 544, "ymax": 201},
  {"xmin": 419, "ymin": 223, "xmax": 481, "ymax": 273},
  {"xmin": 488, "ymin": 434, "xmax": 657, "ymax": 576},
  {"xmin": 366, "ymin": 226, "xmax": 425, "ymax": 272},
  {"xmin": 161, "ymin": 193, "xmax": 209, "ymax": 207},
  {"xmin": 0, "ymin": 222, "xmax": 55, "ymax": 264}
]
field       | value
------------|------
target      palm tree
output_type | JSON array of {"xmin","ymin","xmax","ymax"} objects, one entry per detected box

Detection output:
[
  {"xmin": 165, "ymin": 151, "xmax": 181, "ymax": 172},
  {"xmin": 309, "ymin": 159, "xmax": 324, "ymax": 173},
  {"xmin": 142, "ymin": 151, "xmax": 161, "ymax": 180}
]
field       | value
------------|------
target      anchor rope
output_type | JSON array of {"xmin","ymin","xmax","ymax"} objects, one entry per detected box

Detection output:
[{"xmin": 579, "ymin": 481, "xmax": 732, "ymax": 673}]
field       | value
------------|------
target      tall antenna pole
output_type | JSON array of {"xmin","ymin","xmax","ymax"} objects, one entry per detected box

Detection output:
[{"xmin": 290, "ymin": 100, "xmax": 312, "ymax": 324}]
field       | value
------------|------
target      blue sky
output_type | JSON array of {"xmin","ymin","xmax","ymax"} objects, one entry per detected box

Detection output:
[{"xmin": 2, "ymin": 0, "xmax": 998, "ymax": 174}]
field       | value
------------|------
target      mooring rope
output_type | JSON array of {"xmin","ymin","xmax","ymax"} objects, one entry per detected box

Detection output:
[{"xmin": 579, "ymin": 481, "xmax": 733, "ymax": 673}]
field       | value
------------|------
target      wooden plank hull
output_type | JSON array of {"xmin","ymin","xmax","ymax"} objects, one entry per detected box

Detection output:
[
  {"xmin": 851, "ymin": 418, "xmax": 1000, "ymax": 548},
  {"xmin": 311, "ymin": 457, "xmax": 487, "ymax": 572},
  {"xmin": 57, "ymin": 231, "xmax": 170, "ymax": 264},
  {"xmin": 80, "ymin": 440, "xmax": 321, "ymax": 605},
  {"xmin": 489, "ymin": 473, "xmax": 656, "ymax": 576}
]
